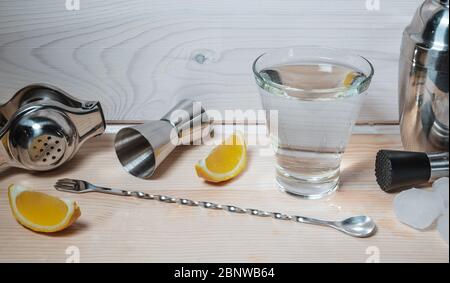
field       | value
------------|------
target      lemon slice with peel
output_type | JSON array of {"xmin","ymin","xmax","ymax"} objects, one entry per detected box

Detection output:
[
  {"xmin": 8, "ymin": 184, "xmax": 81, "ymax": 233},
  {"xmin": 195, "ymin": 132, "xmax": 247, "ymax": 183},
  {"xmin": 343, "ymin": 71, "xmax": 364, "ymax": 88}
]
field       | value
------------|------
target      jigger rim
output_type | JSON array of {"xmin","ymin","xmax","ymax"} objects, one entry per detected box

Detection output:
[{"xmin": 114, "ymin": 126, "xmax": 157, "ymax": 179}]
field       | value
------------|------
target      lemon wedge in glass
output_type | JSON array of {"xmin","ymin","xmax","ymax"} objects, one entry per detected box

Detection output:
[
  {"xmin": 8, "ymin": 184, "xmax": 81, "ymax": 233},
  {"xmin": 195, "ymin": 132, "xmax": 247, "ymax": 183}
]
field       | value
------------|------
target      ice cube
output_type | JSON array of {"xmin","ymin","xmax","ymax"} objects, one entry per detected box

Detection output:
[
  {"xmin": 394, "ymin": 188, "xmax": 445, "ymax": 230},
  {"xmin": 437, "ymin": 210, "xmax": 449, "ymax": 244},
  {"xmin": 433, "ymin": 177, "xmax": 449, "ymax": 208}
]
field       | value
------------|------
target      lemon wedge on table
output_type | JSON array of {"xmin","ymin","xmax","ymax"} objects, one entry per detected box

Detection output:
[
  {"xmin": 8, "ymin": 184, "xmax": 81, "ymax": 233},
  {"xmin": 195, "ymin": 132, "xmax": 247, "ymax": 183}
]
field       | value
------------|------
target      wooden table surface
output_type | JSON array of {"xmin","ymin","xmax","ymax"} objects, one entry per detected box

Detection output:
[{"xmin": 0, "ymin": 126, "xmax": 448, "ymax": 263}]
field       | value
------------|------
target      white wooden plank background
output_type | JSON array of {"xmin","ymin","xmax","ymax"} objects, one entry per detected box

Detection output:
[{"xmin": 0, "ymin": 0, "xmax": 422, "ymax": 123}]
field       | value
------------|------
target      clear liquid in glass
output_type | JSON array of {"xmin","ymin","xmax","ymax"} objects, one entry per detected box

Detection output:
[{"xmin": 257, "ymin": 63, "xmax": 367, "ymax": 199}]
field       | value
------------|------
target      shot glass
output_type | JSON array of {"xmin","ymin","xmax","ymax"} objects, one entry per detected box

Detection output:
[{"xmin": 252, "ymin": 47, "xmax": 374, "ymax": 199}]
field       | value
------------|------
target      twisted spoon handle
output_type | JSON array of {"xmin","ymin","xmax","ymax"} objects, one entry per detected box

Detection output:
[{"xmin": 92, "ymin": 186, "xmax": 319, "ymax": 223}]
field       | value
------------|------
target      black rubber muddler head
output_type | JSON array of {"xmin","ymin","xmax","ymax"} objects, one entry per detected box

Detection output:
[{"xmin": 375, "ymin": 150, "xmax": 431, "ymax": 193}]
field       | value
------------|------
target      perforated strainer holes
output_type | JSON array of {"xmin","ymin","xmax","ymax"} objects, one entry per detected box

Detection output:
[{"xmin": 29, "ymin": 134, "xmax": 66, "ymax": 165}]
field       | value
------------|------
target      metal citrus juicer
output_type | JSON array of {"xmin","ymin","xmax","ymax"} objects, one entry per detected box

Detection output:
[
  {"xmin": 376, "ymin": 0, "xmax": 449, "ymax": 192},
  {"xmin": 0, "ymin": 84, "xmax": 106, "ymax": 172}
]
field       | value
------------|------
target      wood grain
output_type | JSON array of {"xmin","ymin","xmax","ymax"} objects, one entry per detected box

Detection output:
[
  {"xmin": 0, "ymin": 0, "xmax": 422, "ymax": 123},
  {"xmin": 0, "ymin": 127, "xmax": 447, "ymax": 263}
]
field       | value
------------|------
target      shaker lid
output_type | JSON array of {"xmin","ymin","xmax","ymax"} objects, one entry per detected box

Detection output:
[{"xmin": 402, "ymin": 0, "xmax": 449, "ymax": 71}]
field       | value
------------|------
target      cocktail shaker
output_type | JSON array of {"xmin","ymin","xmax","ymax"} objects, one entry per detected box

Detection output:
[
  {"xmin": 378, "ymin": 0, "xmax": 449, "ymax": 191},
  {"xmin": 399, "ymin": 0, "xmax": 449, "ymax": 152}
]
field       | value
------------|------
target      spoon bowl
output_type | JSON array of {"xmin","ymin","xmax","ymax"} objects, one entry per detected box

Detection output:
[{"xmin": 333, "ymin": 216, "xmax": 377, "ymax": 238}]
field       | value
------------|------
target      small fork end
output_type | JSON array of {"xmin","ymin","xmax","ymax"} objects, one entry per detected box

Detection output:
[{"xmin": 54, "ymin": 178, "xmax": 91, "ymax": 194}]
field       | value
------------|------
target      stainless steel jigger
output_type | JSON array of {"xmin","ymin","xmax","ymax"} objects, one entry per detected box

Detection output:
[{"xmin": 114, "ymin": 100, "xmax": 212, "ymax": 179}]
